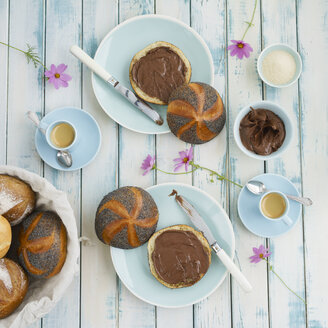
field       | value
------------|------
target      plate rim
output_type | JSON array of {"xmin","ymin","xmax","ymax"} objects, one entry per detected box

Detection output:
[
  {"xmin": 238, "ymin": 173, "xmax": 301, "ymax": 238},
  {"xmin": 35, "ymin": 106, "xmax": 102, "ymax": 171},
  {"xmin": 110, "ymin": 182, "xmax": 235, "ymax": 308},
  {"xmin": 91, "ymin": 14, "xmax": 215, "ymax": 135}
]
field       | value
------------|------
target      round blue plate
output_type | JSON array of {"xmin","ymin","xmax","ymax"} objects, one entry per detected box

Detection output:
[
  {"xmin": 92, "ymin": 14, "xmax": 214, "ymax": 135},
  {"xmin": 110, "ymin": 183, "xmax": 235, "ymax": 308},
  {"xmin": 238, "ymin": 173, "xmax": 302, "ymax": 238},
  {"xmin": 35, "ymin": 107, "xmax": 101, "ymax": 171}
]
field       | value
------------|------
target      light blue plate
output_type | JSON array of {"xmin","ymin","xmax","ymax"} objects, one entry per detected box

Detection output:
[
  {"xmin": 35, "ymin": 107, "xmax": 101, "ymax": 171},
  {"xmin": 238, "ymin": 173, "xmax": 302, "ymax": 238},
  {"xmin": 92, "ymin": 14, "xmax": 214, "ymax": 135},
  {"xmin": 110, "ymin": 183, "xmax": 235, "ymax": 308}
]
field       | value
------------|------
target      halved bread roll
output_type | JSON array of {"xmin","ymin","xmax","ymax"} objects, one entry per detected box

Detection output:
[
  {"xmin": 147, "ymin": 224, "xmax": 211, "ymax": 288},
  {"xmin": 129, "ymin": 41, "xmax": 192, "ymax": 105}
]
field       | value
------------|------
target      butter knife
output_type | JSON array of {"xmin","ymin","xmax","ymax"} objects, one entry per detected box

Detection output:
[
  {"xmin": 170, "ymin": 190, "xmax": 252, "ymax": 293},
  {"xmin": 70, "ymin": 45, "xmax": 163, "ymax": 126}
]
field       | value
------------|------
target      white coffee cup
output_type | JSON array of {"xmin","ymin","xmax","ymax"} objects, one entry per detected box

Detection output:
[{"xmin": 259, "ymin": 191, "xmax": 292, "ymax": 226}]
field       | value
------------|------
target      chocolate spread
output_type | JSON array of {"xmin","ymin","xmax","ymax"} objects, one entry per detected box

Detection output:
[
  {"xmin": 239, "ymin": 107, "xmax": 286, "ymax": 155},
  {"xmin": 131, "ymin": 47, "xmax": 187, "ymax": 103},
  {"xmin": 151, "ymin": 230, "xmax": 209, "ymax": 285}
]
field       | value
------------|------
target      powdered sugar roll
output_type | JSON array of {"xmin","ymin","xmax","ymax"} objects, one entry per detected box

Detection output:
[{"xmin": 0, "ymin": 259, "xmax": 13, "ymax": 293}]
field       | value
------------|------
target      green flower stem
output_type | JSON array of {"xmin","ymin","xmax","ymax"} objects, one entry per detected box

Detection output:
[
  {"xmin": 263, "ymin": 259, "xmax": 306, "ymax": 304},
  {"xmin": 0, "ymin": 41, "xmax": 47, "ymax": 70},
  {"xmin": 190, "ymin": 162, "xmax": 243, "ymax": 188},
  {"xmin": 152, "ymin": 163, "xmax": 242, "ymax": 188},
  {"xmin": 154, "ymin": 166, "xmax": 197, "ymax": 175},
  {"xmin": 241, "ymin": 0, "xmax": 258, "ymax": 41}
]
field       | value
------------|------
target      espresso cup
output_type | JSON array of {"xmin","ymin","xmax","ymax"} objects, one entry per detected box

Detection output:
[
  {"xmin": 39, "ymin": 120, "xmax": 77, "ymax": 151},
  {"xmin": 259, "ymin": 191, "xmax": 292, "ymax": 226}
]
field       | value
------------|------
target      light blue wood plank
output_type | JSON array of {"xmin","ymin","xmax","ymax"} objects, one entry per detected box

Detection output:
[
  {"xmin": 261, "ymin": 1, "xmax": 306, "ymax": 327},
  {"xmin": 227, "ymin": 0, "xmax": 269, "ymax": 327},
  {"xmin": 5, "ymin": 0, "xmax": 43, "ymax": 326},
  {"xmin": 42, "ymin": 0, "xmax": 82, "ymax": 327},
  {"xmin": 297, "ymin": 0, "xmax": 328, "ymax": 327},
  {"xmin": 117, "ymin": 2, "xmax": 156, "ymax": 327},
  {"xmin": 6, "ymin": 0, "xmax": 44, "ymax": 173},
  {"xmin": 191, "ymin": 0, "xmax": 232, "ymax": 327},
  {"xmin": 0, "ymin": 0, "xmax": 8, "ymax": 165},
  {"xmin": 80, "ymin": 0, "xmax": 119, "ymax": 327}
]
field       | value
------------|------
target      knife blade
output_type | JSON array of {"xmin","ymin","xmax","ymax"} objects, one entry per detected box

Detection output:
[
  {"xmin": 70, "ymin": 45, "xmax": 164, "ymax": 126},
  {"xmin": 170, "ymin": 189, "xmax": 252, "ymax": 293}
]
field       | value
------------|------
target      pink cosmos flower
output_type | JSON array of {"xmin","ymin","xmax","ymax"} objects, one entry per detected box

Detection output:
[
  {"xmin": 228, "ymin": 40, "xmax": 253, "ymax": 59},
  {"xmin": 173, "ymin": 146, "xmax": 193, "ymax": 172},
  {"xmin": 141, "ymin": 155, "xmax": 155, "ymax": 176},
  {"xmin": 249, "ymin": 245, "xmax": 272, "ymax": 263},
  {"xmin": 45, "ymin": 64, "xmax": 72, "ymax": 89}
]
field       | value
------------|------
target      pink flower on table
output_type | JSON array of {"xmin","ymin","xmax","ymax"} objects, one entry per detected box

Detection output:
[
  {"xmin": 228, "ymin": 40, "xmax": 253, "ymax": 59},
  {"xmin": 45, "ymin": 64, "xmax": 72, "ymax": 89},
  {"xmin": 173, "ymin": 146, "xmax": 193, "ymax": 172},
  {"xmin": 141, "ymin": 155, "xmax": 155, "ymax": 176},
  {"xmin": 249, "ymin": 244, "xmax": 271, "ymax": 263}
]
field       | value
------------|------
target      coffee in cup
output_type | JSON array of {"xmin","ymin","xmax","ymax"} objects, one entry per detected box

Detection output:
[
  {"xmin": 261, "ymin": 192, "xmax": 286, "ymax": 218},
  {"xmin": 50, "ymin": 122, "xmax": 75, "ymax": 148}
]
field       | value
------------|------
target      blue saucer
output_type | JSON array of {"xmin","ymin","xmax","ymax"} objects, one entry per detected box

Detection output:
[
  {"xmin": 238, "ymin": 173, "xmax": 302, "ymax": 238},
  {"xmin": 35, "ymin": 107, "xmax": 101, "ymax": 171}
]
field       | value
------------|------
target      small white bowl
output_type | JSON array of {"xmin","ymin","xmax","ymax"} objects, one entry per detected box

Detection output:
[
  {"xmin": 257, "ymin": 43, "xmax": 302, "ymax": 88},
  {"xmin": 233, "ymin": 100, "xmax": 294, "ymax": 160}
]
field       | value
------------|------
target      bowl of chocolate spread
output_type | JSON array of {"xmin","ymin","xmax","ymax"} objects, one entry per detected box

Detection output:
[{"xmin": 233, "ymin": 101, "xmax": 293, "ymax": 160}]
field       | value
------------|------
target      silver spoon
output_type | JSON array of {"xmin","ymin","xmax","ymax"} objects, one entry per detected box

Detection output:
[
  {"xmin": 246, "ymin": 180, "xmax": 313, "ymax": 206},
  {"xmin": 27, "ymin": 111, "xmax": 73, "ymax": 168}
]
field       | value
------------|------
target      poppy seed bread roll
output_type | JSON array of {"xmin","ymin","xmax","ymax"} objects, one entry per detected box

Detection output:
[
  {"xmin": 18, "ymin": 211, "xmax": 67, "ymax": 279},
  {"xmin": 167, "ymin": 82, "xmax": 226, "ymax": 144},
  {"xmin": 95, "ymin": 186, "xmax": 159, "ymax": 249}
]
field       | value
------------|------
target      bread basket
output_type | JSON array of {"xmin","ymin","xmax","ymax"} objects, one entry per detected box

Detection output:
[{"xmin": 0, "ymin": 165, "xmax": 79, "ymax": 328}]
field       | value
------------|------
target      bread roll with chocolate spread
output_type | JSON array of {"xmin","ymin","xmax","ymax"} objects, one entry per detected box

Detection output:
[
  {"xmin": 0, "ymin": 175, "xmax": 36, "ymax": 226},
  {"xmin": 129, "ymin": 41, "xmax": 191, "ymax": 105},
  {"xmin": 148, "ymin": 224, "xmax": 211, "ymax": 288}
]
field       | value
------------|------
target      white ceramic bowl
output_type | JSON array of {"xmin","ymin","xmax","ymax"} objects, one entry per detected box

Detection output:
[
  {"xmin": 233, "ymin": 101, "xmax": 293, "ymax": 160},
  {"xmin": 257, "ymin": 43, "xmax": 302, "ymax": 88}
]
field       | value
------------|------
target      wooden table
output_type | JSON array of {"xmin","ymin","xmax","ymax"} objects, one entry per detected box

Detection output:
[{"xmin": 1, "ymin": 0, "xmax": 327, "ymax": 327}]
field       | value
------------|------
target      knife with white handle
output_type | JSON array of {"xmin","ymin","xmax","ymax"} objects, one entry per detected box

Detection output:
[
  {"xmin": 170, "ymin": 190, "xmax": 252, "ymax": 293},
  {"xmin": 70, "ymin": 45, "xmax": 164, "ymax": 126}
]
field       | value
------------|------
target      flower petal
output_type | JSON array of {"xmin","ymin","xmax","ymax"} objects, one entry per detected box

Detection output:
[
  {"xmin": 178, "ymin": 151, "xmax": 187, "ymax": 159},
  {"xmin": 227, "ymin": 44, "xmax": 237, "ymax": 51},
  {"xmin": 52, "ymin": 78, "xmax": 61, "ymax": 89},
  {"xmin": 59, "ymin": 73, "xmax": 72, "ymax": 82},
  {"xmin": 44, "ymin": 70, "xmax": 54, "ymax": 78},
  {"xmin": 252, "ymin": 246, "xmax": 260, "ymax": 255},
  {"xmin": 187, "ymin": 146, "xmax": 193, "ymax": 160},
  {"xmin": 56, "ymin": 64, "xmax": 68, "ymax": 74},
  {"xmin": 174, "ymin": 163, "xmax": 183, "ymax": 172},
  {"xmin": 59, "ymin": 80, "xmax": 69, "ymax": 88},
  {"xmin": 50, "ymin": 64, "xmax": 57, "ymax": 73},
  {"xmin": 230, "ymin": 47, "xmax": 239, "ymax": 57}
]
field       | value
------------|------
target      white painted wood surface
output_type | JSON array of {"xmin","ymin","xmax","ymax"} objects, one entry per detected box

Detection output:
[{"xmin": 0, "ymin": 0, "xmax": 327, "ymax": 327}]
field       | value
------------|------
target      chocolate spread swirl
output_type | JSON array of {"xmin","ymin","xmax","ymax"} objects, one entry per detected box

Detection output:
[
  {"xmin": 131, "ymin": 47, "xmax": 187, "ymax": 103},
  {"xmin": 239, "ymin": 107, "xmax": 286, "ymax": 155},
  {"xmin": 151, "ymin": 230, "xmax": 209, "ymax": 285}
]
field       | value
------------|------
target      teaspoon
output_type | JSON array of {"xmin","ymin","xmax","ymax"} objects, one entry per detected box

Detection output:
[
  {"xmin": 27, "ymin": 111, "xmax": 73, "ymax": 168},
  {"xmin": 246, "ymin": 180, "xmax": 313, "ymax": 206}
]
